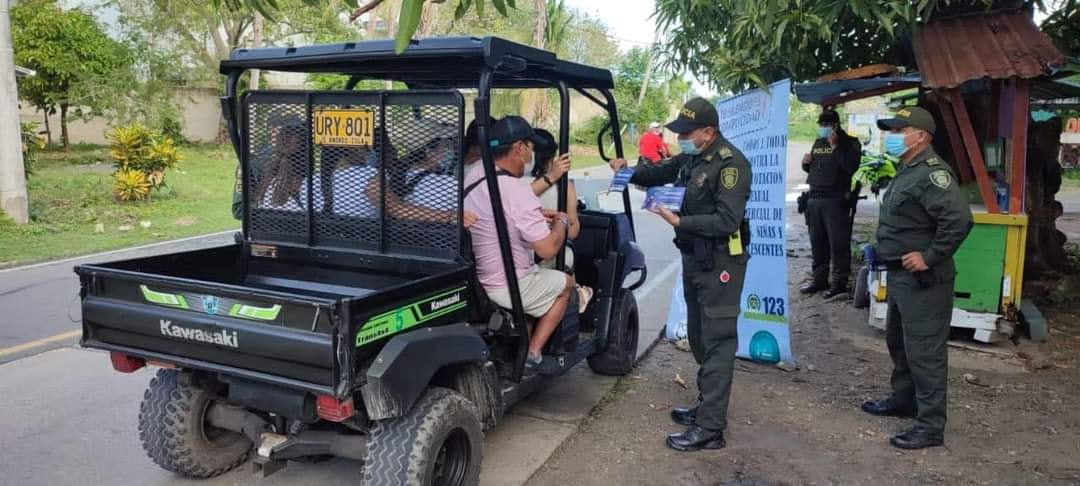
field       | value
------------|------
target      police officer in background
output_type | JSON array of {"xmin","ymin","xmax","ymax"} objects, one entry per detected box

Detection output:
[
  {"xmin": 861, "ymin": 106, "xmax": 973, "ymax": 450},
  {"xmin": 609, "ymin": 98, "xmax": 752, "ymax": 452},
  {"xmin": 799, "ymin": 109, "xmax": 862, "ymax": 297}
]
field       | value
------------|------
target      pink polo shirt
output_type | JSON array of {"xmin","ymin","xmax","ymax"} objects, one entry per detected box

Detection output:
[{"xmin": 463, "ymin": 163, "xmax": 551, "ymax": 290}]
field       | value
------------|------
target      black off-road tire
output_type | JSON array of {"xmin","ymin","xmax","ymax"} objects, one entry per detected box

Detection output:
[
  {"xmin": 852, "ymin": 265, "xmax": 870, "ymax": 309},
  {"xmin": 588, "ymin": 289, "xmax": 639, "ymax": 375},
  {"xmin": 363, "ymin": 387, "xmax": 484, "ymax": 486},
  {"xmin": 138, "ymin": 369, "xmax": 251, "ymax": 478}
]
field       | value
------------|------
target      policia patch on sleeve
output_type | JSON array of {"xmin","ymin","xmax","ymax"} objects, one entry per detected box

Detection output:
[
  {"xmin": 929, "ymin": 169, "xmax": 952, "ymax": 189},
  {"xmin": 721, "ymin": 167, "xmax": 739, "ymax": 189}
]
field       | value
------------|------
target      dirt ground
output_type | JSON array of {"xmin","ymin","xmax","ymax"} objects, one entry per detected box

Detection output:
[{"xmin": 527, "ymin": 215, "xmax": 1080, "ymax": 486}]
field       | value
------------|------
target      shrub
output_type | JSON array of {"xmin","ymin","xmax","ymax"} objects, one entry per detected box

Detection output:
[
  {"xmin": 107, "ymin": 123, "xmax": 181, "ymax": 197},
  {"xmin": 20, "ymin": 121, "xmax": 45, "ymax": 178},
  {"xmin": 570, "ymin": 115, "xmax": 610, "ymax": 146},
  {"xmin": 113, "ymin": 169, "xmax": 151, "ymax": 201}
]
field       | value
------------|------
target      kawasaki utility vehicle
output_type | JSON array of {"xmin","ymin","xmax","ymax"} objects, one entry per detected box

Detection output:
[{"xmin": 76, "ymin": 36, "xmax": 645, "ymax": 485}]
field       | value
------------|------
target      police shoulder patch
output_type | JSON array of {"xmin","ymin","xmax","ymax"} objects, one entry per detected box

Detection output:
[
  {"xmin": 929, "ymin": 169, "xmax": 952, "ymax": 189},
  {"xmin": 721, "ymin": 166, "xmax": 739, "ymax": 189}
]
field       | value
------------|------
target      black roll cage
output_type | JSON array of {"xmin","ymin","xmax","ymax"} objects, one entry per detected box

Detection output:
[{"xmin": 220, "ymin": 36, "xmax": 635, "ymax": 381}]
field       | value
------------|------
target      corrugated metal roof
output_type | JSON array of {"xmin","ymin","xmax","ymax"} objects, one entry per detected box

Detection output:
[{"xmin": 913, "ymin": 9, "xmax": 1065, "ymax": 89}]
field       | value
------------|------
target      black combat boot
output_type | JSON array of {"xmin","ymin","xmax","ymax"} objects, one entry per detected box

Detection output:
[
  {"xmin": 666, "ymin": 425, "xmax": 726, "ymax": 452},
  {"xmin": 890, "ymin": 425, "xmax": 943, "ymax": 450},
  {"xmin": 670, "ymin": 406, "xmax": 697, "ymax": 426}
]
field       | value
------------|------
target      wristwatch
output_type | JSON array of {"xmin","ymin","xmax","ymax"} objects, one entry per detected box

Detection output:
[{"xmin": 558, "ymin": 215, "xmax": 569, "ymax": 227}]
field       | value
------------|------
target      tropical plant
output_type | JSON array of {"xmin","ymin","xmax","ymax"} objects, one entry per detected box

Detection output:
[
  {"xmin": 113, "ymin": 169, "xmax": 152, "ymax": 202},
  {"xmin": 20, "ymin": 122, "xmax": 46, "ymax": 179},
  {"xmin": 108, "ymin": 124, "xmax": 182, "ymax": 195}
]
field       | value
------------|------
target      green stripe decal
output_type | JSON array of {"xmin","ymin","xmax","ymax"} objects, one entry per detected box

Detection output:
[
  {"xmin": 356, "ymin": 286, "xmax": 468, "ymax": 347},
  {"xmin": 228, "ymin": 303, "xmax": 282, "ymax": 321},
  {"xmin": 140, "ymin": 285, "xmax": 190, "ymax": 309}
]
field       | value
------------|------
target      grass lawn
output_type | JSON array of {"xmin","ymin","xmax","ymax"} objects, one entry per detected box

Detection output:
[
  {"xmin": 0, "ymin": 144, "xmax": 240, "ymax": 267},
  {"xmin": 569, "ymin": 143, "xmax": 640, "ymax": 170},
  {"xmin": 1064, "ymin": 169, "xmax": 1080, "ymax": 187}
]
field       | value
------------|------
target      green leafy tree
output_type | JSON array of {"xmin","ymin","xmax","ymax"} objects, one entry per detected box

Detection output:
[
  {"xmin": 653, "ymin": 0, "xmax": 1075, "ymax": 93},
  {"xmin": 12, "ymin": 0, "xmax": 131, "ymax": 147},
  {"xmin": 213, "ymin": 0, "xmax": 519, "ymax": 53},
  {"xmin": 613, "ymin": 47, "xmax": 688, "ymax": 132}
]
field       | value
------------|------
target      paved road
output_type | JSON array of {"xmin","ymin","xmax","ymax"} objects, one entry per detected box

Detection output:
[{"xmin": 0, "ymin": 231, "xmax": 238, "ymax": 361}]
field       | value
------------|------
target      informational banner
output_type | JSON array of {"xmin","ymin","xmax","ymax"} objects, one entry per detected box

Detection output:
[{"xmin": 716, "ymin": 79, "xmax": 794, "ymax": 365}]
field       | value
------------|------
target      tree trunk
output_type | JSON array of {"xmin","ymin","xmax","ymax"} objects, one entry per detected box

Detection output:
[
  {"xmin": 250, "ymin": 13, "xmax": 264, "ymax": 90},
  {"xmin": 59, "ymin": 103, "xmax": 69, "ymax": 149},
  {"xmin": 417, "ymin": 2, "xmax": 439, "ymax": 37},
  {"xmin": 526, "ymin": 0, "xmax": 549, "ymax": 127},
  {"xmin": 41, "ymin": 109, "xmax": 51, "ymax": 146},
  {"xmin": 1023, "ymin": 116, "xmax": 1068, "ymax": 280}
]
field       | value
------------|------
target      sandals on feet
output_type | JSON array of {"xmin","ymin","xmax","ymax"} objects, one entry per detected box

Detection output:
[{"xmin": 576, "ymin": 285, "xmax": 593, "ymax": 314}]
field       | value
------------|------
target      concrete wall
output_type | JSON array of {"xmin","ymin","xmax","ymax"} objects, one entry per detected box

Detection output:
[
  {"xmin": 18, "ymin": 87, "xmax": 221, "ymax": 144},
  {"xmin": 16, "ymin": 84, "xmax": 614, "ymax": 146}
]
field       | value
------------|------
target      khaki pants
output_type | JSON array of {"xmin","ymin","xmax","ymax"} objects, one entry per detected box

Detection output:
[{"xmin": 487, "ymin": 267, "xmax": 569, "ymax": 318}]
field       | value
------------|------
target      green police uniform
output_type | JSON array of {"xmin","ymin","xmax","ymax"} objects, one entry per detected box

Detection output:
[
  {"xmin": 875, "ymin": 146, "xmax": 973, "ymax": 434},
  {"xmin": 631, "ymin": 132, "xmax": 752, "ymax": 433},
  {"xmin": 231, "ymin": 164, "xmax": 244, "ymax": 220}
]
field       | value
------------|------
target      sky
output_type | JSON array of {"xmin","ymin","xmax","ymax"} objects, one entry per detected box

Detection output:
[{"xmin": 563, "ymin": 0, "xmax": 715, "ymax": 97}]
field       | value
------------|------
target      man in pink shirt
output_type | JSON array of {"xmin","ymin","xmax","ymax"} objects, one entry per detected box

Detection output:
[{"xmin": 464, "ymin": 116, "xmax": 573, "ymax": 375}]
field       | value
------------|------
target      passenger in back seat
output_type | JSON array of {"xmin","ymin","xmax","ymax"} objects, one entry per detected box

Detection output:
[
  {"xmin": 464, "ymin": 116, "xmax": 574, "ymax": 376},
  {"xmin": 529, "ymin": 129, "xmax": 592, "ymax": 312},
  {"xmin": 371, "ymin": 132, "xmax": 478, "ymax": 228},
  {"xmin": 254, "ymin": 122, "xmax": 320, "ymax": 211}
]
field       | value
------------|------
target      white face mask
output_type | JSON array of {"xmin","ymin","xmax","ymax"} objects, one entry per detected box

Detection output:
[{"xmin": 523, "ymin": 154, "xmax": 536, "ymax": 178}]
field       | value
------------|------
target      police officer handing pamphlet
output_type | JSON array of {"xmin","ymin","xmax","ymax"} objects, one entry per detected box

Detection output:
[
  {"xmin": 861, "ymin": 106, "xmax": 973, "ymax": 450},
  {"xmin": 609, "ymin": 98, "xmax": 751, "ymax": 452}
]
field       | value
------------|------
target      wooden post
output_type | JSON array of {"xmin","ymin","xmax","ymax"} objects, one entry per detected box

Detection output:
[
  {"xmin": 987, "ymin": 80, "xmax": 1002, "ymax": 140},
  {"xmin": 947, "ymin": 89, "xmax": 1001, "ymax": 213},
  {"xmin": 1009, "ymin": 78, "xmax": 1029, "ymax": 214},
  {"xmin": 932, "ymin": 92, "xmax": 974, "ymax": 183}
]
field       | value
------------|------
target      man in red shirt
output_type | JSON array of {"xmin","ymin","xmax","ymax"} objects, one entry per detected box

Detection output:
[{"xmin": 638, "ymin": 122, "xmax": 670, "ymax": 164}]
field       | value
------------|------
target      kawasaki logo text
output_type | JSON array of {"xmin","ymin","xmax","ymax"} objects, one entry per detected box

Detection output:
[
  {"xmin": 160, "ymin": 319, "xmax": 238, "ymax": 348},
  {"xmin": 429, "ymin": 293, "xmax": 462, "ymax": 311}
]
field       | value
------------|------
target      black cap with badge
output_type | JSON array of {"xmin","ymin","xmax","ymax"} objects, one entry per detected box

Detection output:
[
  {"xmin": 877, "ymin": 106, "xmax": 937, "ymax": 136},
  {"xmin": 489, "ymin": 116, "xmax": 547, "ymax": 149},
  {"xmin": 666, "ymin": 97, "xmax": 719, "ymax": 134}
]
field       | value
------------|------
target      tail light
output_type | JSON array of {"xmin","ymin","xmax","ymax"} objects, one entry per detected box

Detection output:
[
  {"xmin": 110, "ymin": 351, "xmax": 146, "ymax": 373},
  {"xmin": 316, "ymin": 395, "xmax": 355, "ymax": 422}
]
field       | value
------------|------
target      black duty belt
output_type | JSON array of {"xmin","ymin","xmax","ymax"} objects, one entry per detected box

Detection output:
[{"xmin": 882, "ymin": 260, "xmax": 904, "ymax": 271}]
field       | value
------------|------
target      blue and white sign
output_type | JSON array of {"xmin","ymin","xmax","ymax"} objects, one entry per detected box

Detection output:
[{"xmin": 716, "ymin": 79, "xmax": 794, "ymax": 365}]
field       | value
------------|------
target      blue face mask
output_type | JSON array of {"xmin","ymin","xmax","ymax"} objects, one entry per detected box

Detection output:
[
  {"xmin": 678, "ymin": 138, "xmax": 701, "ymax": 155},
  {"xmin": 817, "ymin": 126, "xmax": 833, "ymax": 139},
  {"xmin": 884, "ymin": 133, "xmax": 909, "ymax": 157}
]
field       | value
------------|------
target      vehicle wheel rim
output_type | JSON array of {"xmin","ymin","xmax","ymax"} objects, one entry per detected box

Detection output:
[{"xmin": 432, "ymin": 428, "xmax": 471, "ymax": 486}]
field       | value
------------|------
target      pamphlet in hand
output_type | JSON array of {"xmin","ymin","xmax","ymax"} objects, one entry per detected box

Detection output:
[
  {"xmin": 609, "ymin": 168, "xmax": 635, "ymax": 192},
  {"xmin": 642, "ymin": 186, "xmax": 686, "ymax": 212}
]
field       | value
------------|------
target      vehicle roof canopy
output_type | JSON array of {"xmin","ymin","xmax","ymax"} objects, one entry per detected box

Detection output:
[{"xmin": 220, "ymin": 36, "xmax": 615, "ymax": 90}]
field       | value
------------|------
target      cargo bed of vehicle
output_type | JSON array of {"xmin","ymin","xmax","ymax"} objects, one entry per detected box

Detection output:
[{"xmin": 77, "ymin": 243, "xmax": 474, "ymax": 396}]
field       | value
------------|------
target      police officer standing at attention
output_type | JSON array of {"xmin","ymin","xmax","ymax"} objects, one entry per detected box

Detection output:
[
  {"xmin": 609, "ymin": 98, "xmax": 751, "ymax": 452},
  {"xmin": 799, "ymin": 109, "xmax": 861, "ymax": 297},
  {"xmin": 861, "ymin": 106, "xmax": 972, "ymax": 450}
]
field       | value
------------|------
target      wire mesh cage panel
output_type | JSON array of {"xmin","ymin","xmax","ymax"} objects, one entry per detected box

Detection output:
[{"xmin": 242, "ymin": 90, "xmax": 465, "ymax": 260}]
